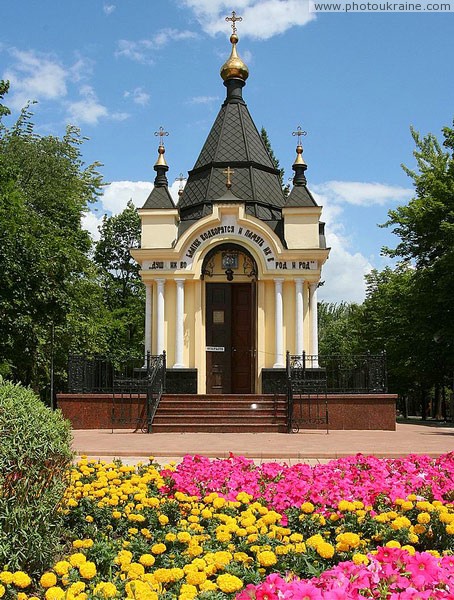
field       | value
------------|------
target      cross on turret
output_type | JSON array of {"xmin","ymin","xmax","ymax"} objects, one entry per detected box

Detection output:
[
  {"xmin": 292, "ymin": 125, "xmax": 307, "ymax": 146},
  {"xmin": 223, "ymin": 166, "xmax": 235, "ymax": 190},
  {"xmin": 225, "ymin": 10, "xmax": 242, "ymax": 35},
  {"xmin": 154, "ymin": 126, "xmax": 169, "ymax": 147}
]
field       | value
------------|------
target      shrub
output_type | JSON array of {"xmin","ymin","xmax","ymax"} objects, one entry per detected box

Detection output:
[{"xmin": 0, "ymin": 378, "xmax": 73, "ymax": 575}]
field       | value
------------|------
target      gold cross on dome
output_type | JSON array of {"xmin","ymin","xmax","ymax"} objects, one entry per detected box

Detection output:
[
  {"xmin": 223, "ymin": 166, "xmax": 235, "ymax": 190},
  {"xmin": 292, "ymin": 125, "xmax": 307, "ymax": 145},
  {"xmin": 154, "ymin": 126, "xmax": 169, "ymax": 146},
  {"xmin": 225, "ymin": 10, "xmax": 242, "ymax": 35}
]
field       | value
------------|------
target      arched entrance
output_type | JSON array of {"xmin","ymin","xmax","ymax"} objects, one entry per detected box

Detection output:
[{"xmin": 202, "ymin": 243, "xmax": 257, "ymax": 394}]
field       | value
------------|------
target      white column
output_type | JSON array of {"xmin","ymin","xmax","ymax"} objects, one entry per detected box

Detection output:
[
  {"xmin": 174, "ymin": 278, "xmax": 185, "ymax": 368},
  {"xmin": 273, "ymin": 278, "xmax": 285, "ymax": 368},
  {"xmin": 309, "ymin": 282, "xmax": 319, "ymax": 368},
  {"xmin": 295, "ymin": 278, "xmax": 304, "ymax": 356},
  {"xmin": 156, "ymin": 279, "xmax": 165, "ymax": 355},
  {"xmin": 144, "ymin": 282, "xmax": 152, "ymax": 364}
]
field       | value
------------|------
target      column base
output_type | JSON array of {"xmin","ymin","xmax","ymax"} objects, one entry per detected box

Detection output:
[{"xmin": 273, "ymin": 362, "xmax": 285, "ymax": 369}]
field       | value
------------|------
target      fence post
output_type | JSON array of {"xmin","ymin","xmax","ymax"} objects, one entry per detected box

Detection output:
[
  {"xmin": 162, "ymin": 350, "xmax": 167, "ymax": 393},
  {"xmin": 286, "ymin": 351, "xmax": 293, "ymax": 433}
]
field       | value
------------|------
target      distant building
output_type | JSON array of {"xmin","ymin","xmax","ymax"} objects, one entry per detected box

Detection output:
[{"xmin": 131, "ymin": 19, "xmax": 329, "ymax": 394}]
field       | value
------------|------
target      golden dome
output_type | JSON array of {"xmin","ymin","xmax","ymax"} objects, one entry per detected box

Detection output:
[
  {"xmin": 294, "ymin": 144, "xmax": 307, "ymax": 166},
  {"xmin": 154, "ymin": 144, "xmax": 168, "ymax": 167},
  {"xmin": 220, "ymin": 33, "xmax": 249, "ymax": 82}
]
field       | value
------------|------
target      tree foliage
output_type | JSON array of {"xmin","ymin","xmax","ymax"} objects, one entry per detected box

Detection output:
[
  {"xmin": 92, "ymin": 201, "xmax": 144, "ymax": 359},
  {"xmin": 318, "ymin": 301, "xmax": 364, "ymax": 356},
  {"xmin": 360, "ymin": 121, "xmax": 454, "ymax": 415},
  {"xmin": 0, "ymin": 97, "xmax": 103, "ymax": 390},
  {"xmin": 260, "ymin": 127, "xmax": 289, "ymax": 194}
]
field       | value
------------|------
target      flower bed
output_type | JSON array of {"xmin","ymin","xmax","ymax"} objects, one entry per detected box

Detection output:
[{"xmin": 0, "ymin": 453, "xmax": 453, "ymax": 599}]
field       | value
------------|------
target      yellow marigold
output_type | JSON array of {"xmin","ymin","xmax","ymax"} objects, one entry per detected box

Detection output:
[
  {"xmin": 187, "ymin": 544, "xmax": 203, "ymax": 557},
  {"xmin": 126, "ymin": 562, "xmax": 145, "ymax": 579},
  {"xmin": 165, "ymin": 532, "xmax": 176, "ymax": 542},
  {"xmin": 179, "ymin": 583, "xmax": 198, "ymax": 598},
  {"xmin": 401, "ymin": 501, "xmax": 414, "ymax": 511},
  {"xmin": 92, "ymin": 582, "xmax": 117, "ymax": 599},
  {"xmin": 158, "ymin": 514, "xmax": 169, "ymax": 525},
  {"xmin": 306, "ymin": 534, "xmax": 324, "ymax": 549},
  {"xmin": 402, "ymin": 545, "xmax": 416, "ymax": 555},
  {"xmin": 112, "ymin": 511, "xmax": 122, "ymax": 519},
  {"xmin": 139, "ymin": 554, "xmax": 156, "ymax": 567},
  {"xmin": 317, "ymin": 542, "xmax": 335, "ymax": 559},
  {"xmin": 216, "ymin": 574, "xmax": 243, "ymax": 594},
  {"xmin": 68, "ymin": 582, "xmax": 86, "ymax": 595},
  {"xmin": 44, "ymin": 587, "xmax": 65, "ymax": 600},
  {"xmin": 338, "ymin": 500, "xmax": 355, "ymax": 512},
  {"xmin": 151, "ymin": 543, "xmax": 167, "ymax": 555},
  {"xmin": 446, "ymin": 523, "xmax": 454, "ymax": 535},
  {"xmin": 40, "ymin": 572, "xmax": 58, "ymax": 588},
  {"xmin": 200, "ymin": 580, "xmax": 217, "ymax": 592},
  {"xmin": 213, "ymin": 551, "xmax": 232, "ymax": 567},
  {"xmin": 186, "ymin": 571, "xmax": 207, "ymax": 586},
  {"xmin": 386, "ymin": 540, "xmax": 401, "ymax": 548},
  {"xmin": 0, "ymin": 572, "xmax": 13, "ymax": 585},
  {"xmin": 257, "ymin": 550, "xmax": 277, "ymax": 567},
  {"xmin": 391, "ymin": 516, "xmax": 411, "ymax": 530},
  {"xmin": 17, "ymin": 593, "xmax": 27, "ymax": 600},
  {"xmin": 153, "ymin": 569, "xmax": 173, "ymax": 584},
  {"xmin": 417, "ymin": 512, "xmax": 431, "ymax": 524},
  {"xmin": 12, "ymin": 571, "xmax": 32, "ymax": 588},
  {"xmin": 408, "ymin": 533, "xmax": 419, "ymax": 544},
  {"xmin": 352, "ymin": 553, "xmax": 369, "ymax": 565},
  {"xmin": 85, "ymin": 515, "xmax": 94, "ymax": 523},
  {"xmin": 79, "ymin": 561, "xmax": 97, "ymax": 580},
  {"xmin": 69, "ymin": 553, "xmax": 87, "ymax": 568},
  {"xmin": 301, "ymin": 502, "xmax": 315, "ymax": 513},
  {"xmin": 0, "ymin": 584, "xmax": 5, "ymax": 599}
]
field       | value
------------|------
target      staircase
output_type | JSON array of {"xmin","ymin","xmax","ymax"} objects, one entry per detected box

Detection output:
[{"xmin": 151, "ymin": 394, "xmax": 288, "ymax": 433}]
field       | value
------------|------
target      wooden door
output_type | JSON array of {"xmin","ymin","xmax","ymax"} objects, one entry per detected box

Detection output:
[
  {"xmin": 206, "ymin": 283, "xmax": 254, "ymax": 394},
  {"xmin": 231, "ymin": 284, "xmax": 255, "ymax": 394}
]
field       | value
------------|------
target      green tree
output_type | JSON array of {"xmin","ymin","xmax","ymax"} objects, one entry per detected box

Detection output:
[
  {"xmin": 93, "ymin": 200, "xmax": 144, "ymax": 359},
  {"xmin": 0, "ymin": 89, "xmax": 103, "ymax": 391},
  {"xmin": 384, "ymin": 120, "xmax": 454, "ymax": 412},
  {"xmin": 318, "ymin": 301, "xmax": 364, "ymax": 356},
  {"xmin": 260, "ymin": 127, "xmax": 289, "ymax": 194}
]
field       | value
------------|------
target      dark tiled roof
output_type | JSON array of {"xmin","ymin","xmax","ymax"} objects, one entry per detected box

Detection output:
[
  {"xmin": 142, "ymin": 186, "xmax": 175, "ymax": 210},
  {"xmin": 285, "ymin": 185, "xmax": 318, "ymax": 207},
  {"xmin": 178, "ymin": 99, "xmax": 286, "ymax": 224}
]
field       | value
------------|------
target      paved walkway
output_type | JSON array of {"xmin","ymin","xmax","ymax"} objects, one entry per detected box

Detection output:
[{"xmin": 72, "ymin": 421, "xmax": 454, "ymax": 465}]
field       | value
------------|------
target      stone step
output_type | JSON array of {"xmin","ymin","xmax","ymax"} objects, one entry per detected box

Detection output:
[{"xmin": 150, "ymin": 423, "xmax": 288, "ymax": 433}]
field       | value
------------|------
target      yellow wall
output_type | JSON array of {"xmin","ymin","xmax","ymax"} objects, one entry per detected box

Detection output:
[
  {"xmin": 140, "ymin": 212, "xmax": 177, "ymax": 249},
  {"xmin": 283, "ymin": 209, "xmax": 321, "ymax": 249}
]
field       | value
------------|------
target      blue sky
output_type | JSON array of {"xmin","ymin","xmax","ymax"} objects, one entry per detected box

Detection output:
[{"xmin": 1, "ymin": 0, "xmax": 453, "ymax": 303}]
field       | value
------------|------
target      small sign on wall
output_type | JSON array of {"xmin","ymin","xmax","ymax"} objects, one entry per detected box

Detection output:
[{"xmin": 206, "ymin": 346, "xmax": 225, "ymax": 352}]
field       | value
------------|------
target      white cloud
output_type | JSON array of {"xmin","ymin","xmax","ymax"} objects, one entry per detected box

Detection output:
[
  {"xmin": 103, "ymin": 3, "xmax": 116, "ymax": 15},
  {"xmin": 82, "ymin": 210, "xmax": 104, "ymax": 242},
  {"xmin": 181, "ymin": 0, "xmax": 315, "ymax": 39},
  {"xmin": 312, "ymin": 180, "xmax": 413, "ymax": 206},
  {"xmin": 3, "ymin": 48, "xmax": 68, "ymax": 109},
  {"xmin": 66, "ymin": 85, "xmax": 108, "ymax": 125},
  {"xmin": 111, "ymin": 111, "xmax": 130, "ymax": 121},
  {"xmin": 189, "ymin": 95, "xmax": 220, "ymax": 105},
  {"xmin": 318, "ymin": 230, "xmax": 373, "ymax": 303},
  {"xmin": 116, "ymin": 40, "xmax": 153, "ymax": 65},
  {"xmin": 124, "ymin": 87, "xmax": 150, "ymax": 106},
  {"xmin": 312, "ymin": 185, "xmax": 376, "ymax": 303},
  {"xmin": 101, "ymin": 181, "xmax": 153, "ymax": 214},
  {"xmin": 116, "ymin": 29, "xmax": 196, "ymax": 63}
]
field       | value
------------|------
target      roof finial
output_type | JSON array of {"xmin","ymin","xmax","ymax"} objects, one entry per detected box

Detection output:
[
  {"xmin": 292, "ymin": 125, "xmax": 307, "ymax": 167},
  {"xmin": 223, "ymin": 166, "xmax": 235, "ymax": 190},
  {"xmin": 154, "ymin": 126, "xmax": 169, "ymax": 167},
  {"xmin": 175, "ymin": 172, "xmax": 187, "ymax": 197},
  {"xmin": 220, "ymin": 11, "xmax": 249, "ymax": 84},
  {"xmin": 225, "ymin": 10, "xmax": 242, "ymax": 35}
]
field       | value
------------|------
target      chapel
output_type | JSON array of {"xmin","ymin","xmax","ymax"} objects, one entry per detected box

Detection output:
[{"xmin": 131, "ymin": 14, "xmax": 330, "ymax": 395}]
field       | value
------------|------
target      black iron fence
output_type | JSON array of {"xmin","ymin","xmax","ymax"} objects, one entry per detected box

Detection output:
[
  {"xmin": 67, "ymin": 352, "xmax": 166, "ymax": 432},
  {"xmin": 286, "ymin": 351, "xmax": 387, "ymax": 433},
  {"xmin": 287, "ymin": 351, "xmax": 387, "ymax": 395}
]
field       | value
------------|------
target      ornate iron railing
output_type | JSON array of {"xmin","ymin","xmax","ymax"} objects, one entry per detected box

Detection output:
[
  {"xmin": 286, "ymin": 351, "xmax": 387, "ymax": 433},
  {"xmin": 67, "ymin": 352, "xmax": 166, "ymax": 433}
]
